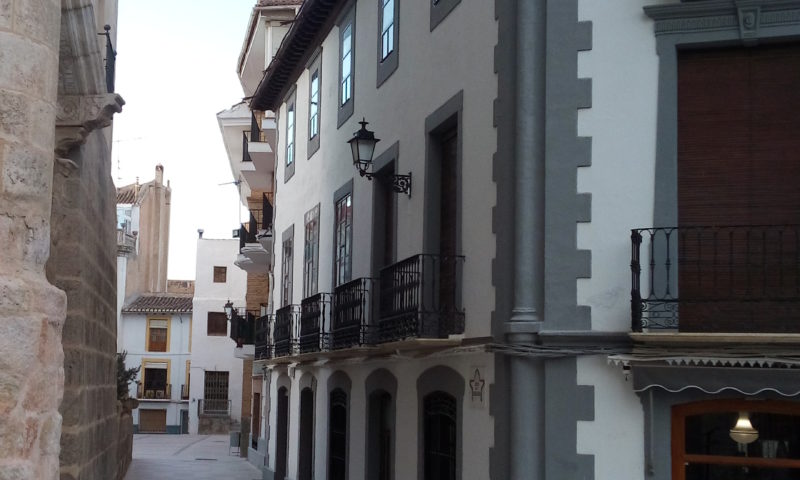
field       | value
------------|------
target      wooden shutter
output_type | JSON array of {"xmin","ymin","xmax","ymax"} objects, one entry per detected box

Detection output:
[{"xmin": 677, "ymin": 43, "xmax": 800, "ymax": 332}]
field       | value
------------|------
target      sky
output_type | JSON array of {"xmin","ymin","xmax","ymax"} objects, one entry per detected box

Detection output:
[{"xmin": 113, "ymin": 0, "xmax": 255, "ymax": 280}]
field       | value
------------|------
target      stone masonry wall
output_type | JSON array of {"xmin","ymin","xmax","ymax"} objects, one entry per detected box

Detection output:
[
  {"xmin": 242, "ymin": 272, "xmax": 267, "ymax": 458},
  {"xmin": 48, "ymin": 128, "xmax": 121, "ymax": 480},
  {"xmin": 0, "ymin": 1, "xmax": 68, "ymax": 479}
]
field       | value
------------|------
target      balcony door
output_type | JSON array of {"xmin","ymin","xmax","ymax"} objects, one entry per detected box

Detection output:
[{"xmin": 677, "ymin": 43, "xmax": 800, "ymax": 332}]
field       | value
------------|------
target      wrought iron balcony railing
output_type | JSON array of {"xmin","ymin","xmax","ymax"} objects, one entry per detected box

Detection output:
[
  {"xmin": 198, "ymin": 399, "xmax": 231, "ymax": 417},
  {"xmin": 378, "ymin": 254, "xmax": 465, "ymax": 343},
  {"xmin": 299, "ymin": 293, "xmax": 331, "ymax": 353},
  {"xmin": 631, "ymin": 225, "xmax": 800, "ymax": 333},
  {"xmin": 137, "ymin": 383, "xmax": 172, "ymax": 400},
  {"xmin": 332, "ymin": 278, "xmax": 375, "ymax": 349},
  {"xmin": 230, "ymin": 310, "xmax": 256, "ymax": 347},
  {"xmin": 255, "ymin": 314, "xmax": 272, "ymax": 360},
  {"xmin": 238, "ymin": 199, "xmax": 273, "ymax": 251},
  {"xmin": 274, "ymin": 304, "xmax": 299, "ymax": 357}
]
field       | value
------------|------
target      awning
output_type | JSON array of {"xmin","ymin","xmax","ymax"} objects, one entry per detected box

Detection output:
[{"xmin": 629, "ymin": 363, "xmax": 800, "ymax": 397}]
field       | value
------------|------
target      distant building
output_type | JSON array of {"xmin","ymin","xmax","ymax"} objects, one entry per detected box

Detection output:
[
  {"xmin": 189, "ymin": 237, "xmax": 248, "ymax": 434},
  {"xmin": 122, "ymin": 292, "xmax": 193, "ymax": 434}
]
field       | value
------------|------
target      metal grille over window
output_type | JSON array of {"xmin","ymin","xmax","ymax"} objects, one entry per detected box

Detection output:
[{"xmin": 424, "ymin": 391, "xmax": 457, "ymax": 480}]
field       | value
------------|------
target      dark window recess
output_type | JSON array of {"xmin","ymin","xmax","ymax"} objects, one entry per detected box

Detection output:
[
  {"xmin": 252, "ymin": 391, "xmax": 261, "ymax": 450},
  {"xmin": 329, "ymin": 389, "xmax": 348, "ymax": 480},
  {"xmin": 276, "ymin": 387, "xmax": 289, "ymax": 480},
  {"xmin": 298, "ymin": 388, "xmax": 315, "ymax": 480},
  {"xmin": 213, "ymin": 266, "xmax": 227, "ymax": 283},
  {"xmin": 303, "ymin": 206, "xmax": 320, "ymax": 298},
  {"xmin": 282, "ymin": 235, "xmax": 294, "ymax": 306},
  {"xmin": 207, "ymin": 312, "xmax": 227, "ymax": 336},
  {"xmin": 143, "ymin": 368, "xmax": 167, "ymax": 395},
  {"xmin": 423, "ymin": 391, "xmax": 457, "ymax": 480},
  {"xmin": 368, "ymin": 390, "xmax": 393, "ymax": 480}
]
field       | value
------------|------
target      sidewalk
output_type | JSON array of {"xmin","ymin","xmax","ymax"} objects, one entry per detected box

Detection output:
[{"xmin": 124, "ymin": 434, "xmax": 261, "ymax": 480}]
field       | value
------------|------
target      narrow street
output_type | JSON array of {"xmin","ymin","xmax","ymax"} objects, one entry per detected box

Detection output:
[{"xmin": 125, "ymin": 434, "xmax": 261, "ymax": 480}]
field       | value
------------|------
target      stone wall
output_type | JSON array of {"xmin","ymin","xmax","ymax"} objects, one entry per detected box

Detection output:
[
  {"xmin": 243, "ymin": 272, "xmax": 266, "ymax": 458},
  {"xmin": 0, "ymin": 0, "xmax": 68, "ymax": 479},
  {"xmin": 116, "ymin": 410, "xmax": 133, "ymax": 479},
  {"xmin": 48, "ymin": 128, "xmax": 121, "ymax": 480}
]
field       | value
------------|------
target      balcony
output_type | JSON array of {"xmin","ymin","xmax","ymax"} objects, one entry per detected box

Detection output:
[
  {"xmin": 255, "ymin": 314, "xmax": 272, "ymax": 360},
  {"xmin": 230, "ymin": 310, "xmax": 256, "ymax": 347},
  {"xmin": 137, "ymin": 383, "xmax": 172, "ymax": 400},
  {"xmin": 245, "ymin": 113, "xmax": 273, "ymax": 167},
  {"xmin": 331, "ymin": 278, "xmax": 375, "ymax": 349},
  {"xmin": 116, "ymin": 228, "xmax": 136, "ymax": 255},
  {"xmin": 299, "ymin": 293, "xmax": 331, "ymax": 353},
  {"xmin": 273, "ymin": 304, "xmax": 299, "ymax": 358},
  {"xmin": 378, "ymin": 254, "xmax": 465, "ymax": 343},
  {"xmin": 631, "ymin": 225, "xmax": 800, "ymax": 333},
  {"xmin": 234, "ymin": 197, "xmax": 273, "ymax": 273}
]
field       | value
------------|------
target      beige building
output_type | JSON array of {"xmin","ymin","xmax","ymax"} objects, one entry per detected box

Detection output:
[{"xmin": 0, "ymin": 0, "xmax": 129, "ymax": 479}]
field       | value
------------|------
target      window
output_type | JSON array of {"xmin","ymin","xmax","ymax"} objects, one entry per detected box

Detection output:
[
  {"xmin": 329, "ymin": 389, "xmax": 348, "ymax": 480},
  {"xmin": 207, "ymin": 312, "xmax": 227, "ymax": 336},
  {"xmin": 673, "ymin": 400, "xmax": 800, "ymax": 480},
  {"xmin": 334, "ymin": 193, "xmax": 353, "ymax": 287},
  {"xmin": 303, "ymin": 205, "xmax": 320, "ymax": 298},
  {"xmin": 282, "ymin": 226, "xmax": 294, "ymax": 306},
  {"xmin": 310, "ymin": 71, "xmax": 319, "ymax": 138},
  {"xmin": 285, "ymin": 91, "xmax": 297, "ymax": 181},
  {"xmin": 338, "ymin": 8, "xmax": 356, "ymax": 126},
  {"xmin": 146, "ymin": 318, "xmax": 169, "ymax": 352},
  {"xmin": 423, "ymin": 391, "xmax": 457, "ymax": 480},
  {"xmin": 307, "ymin": 51, "xmax": 322, "ymax": 157},
  {"xmin": 381, "ymin": 0, "xmax": 393, "ymax": 59},
  {"xmin": 203, "ymin": 371, "xmax": 229, "ymax": 414},
  {"xmin": 368, "ymin": 391, "xmax": 393, "ymax": 480},
  {"xmin": 341, "ymin": 23, "xmax": 353, "ymax": 105},
  {"xmin": 377, "ymin": 0, "xmax": 399, "ymax": 87},
  {"xmin": 141, "ymin": 360, "xmax": 170, "ymax": 399},
  {"xmin": 213, "ymin": 266, "xmax": 226, "ymax": 283}
]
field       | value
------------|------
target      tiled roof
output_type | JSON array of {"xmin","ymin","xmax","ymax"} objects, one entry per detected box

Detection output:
[
  {"xmin": 122, "ymin": 294, "xmax": 193, "ymax": 314},
  {"xmin": 116, "ymin": 183, "xmax": 138, "ymax": 204}
]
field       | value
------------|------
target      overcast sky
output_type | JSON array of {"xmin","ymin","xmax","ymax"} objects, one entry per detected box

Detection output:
[{"xmin": 113, "ymin": 0, "xmax": 255, "ymax": 280}]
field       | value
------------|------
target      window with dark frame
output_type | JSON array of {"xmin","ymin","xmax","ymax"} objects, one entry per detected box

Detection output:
[
  {"xmin": 303, "ymin": 205, "xmax": 320, "ymax": 298},
  {"xmin": 282, "ymin": 234, "xmax": 294, "ymax": 306},
  {"xmin": 377, "ymin": 0, "xmax": 399, "ymax": 87},
  {"xmin": 334, "ymin": 193, "xmax": 353, "ymax": 287},
  {"xmin": 341, "ymin": 22, "xmax": 353, "ymax": 106},
  {"xmin": 213, "ymin": 266, "xmax": 227, "ymax": 283},
  {"xmin": 207, "ymin": 312, "xmax": 227, "ymax": 336}
]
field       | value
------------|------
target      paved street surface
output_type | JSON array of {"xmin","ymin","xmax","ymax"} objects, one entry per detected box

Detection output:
[{"xmin": 124, "ymin": 434, "xmax": 261, "ymax": 480}]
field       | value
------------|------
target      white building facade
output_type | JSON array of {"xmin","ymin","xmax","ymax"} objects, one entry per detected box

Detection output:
[
  {"xmin": 121, "ymin": 295, "xmax": 193, "ymax": 434},
  {"xmin": 189, "ymin": 237, "xmax": 249, "ymax": 434},
  {"xmin": 226, "ymin": 0, "xmax": 800, "ymax": 479}
]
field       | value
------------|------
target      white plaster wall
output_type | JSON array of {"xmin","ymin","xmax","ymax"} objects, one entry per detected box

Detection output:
[
  {"xmin": 577, "ymin": 356, "xmax": 645, "ymax": 480},
  {"xmin": 190, "ymin": 238, "xmax": 248, "ymax": 433},
  {"xmin": 270, "ymin": 0, "xmax": 497, "ymax": 337},
  {"xmin": 576, "ymin": 0, "xmax": 671, "ymax": 332},
  {"xmin": 265, "ymin": 353, "xmax": 494, "ymax": 480}
]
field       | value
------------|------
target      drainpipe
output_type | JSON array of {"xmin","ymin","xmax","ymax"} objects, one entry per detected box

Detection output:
[{"xmin": 505, "ymin": 0, "xmax": 546, "ymax": 478}]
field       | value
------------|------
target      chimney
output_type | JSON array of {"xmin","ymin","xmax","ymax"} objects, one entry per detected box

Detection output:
[
  {"xmin": 155, "ymin": 164, "xmax": 164, "ymax": 185},
  {"xmin": 197, "ymin": 229, "xmax": 204, "ymax": 239}
]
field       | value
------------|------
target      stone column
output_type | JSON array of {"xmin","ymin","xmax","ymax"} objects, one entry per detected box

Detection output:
[{"xmin": 0, "ymin": 1, "xmax": 67, "ymax": 479}]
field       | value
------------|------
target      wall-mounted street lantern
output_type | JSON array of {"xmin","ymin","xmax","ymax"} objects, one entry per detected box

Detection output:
[
  {"xmin": 348, "ymin": 118, "xmax": 411, "ymax": 195},
  {"xmin": 224, "ymin": 300, "xmax": 234, "ymax": 320}
]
